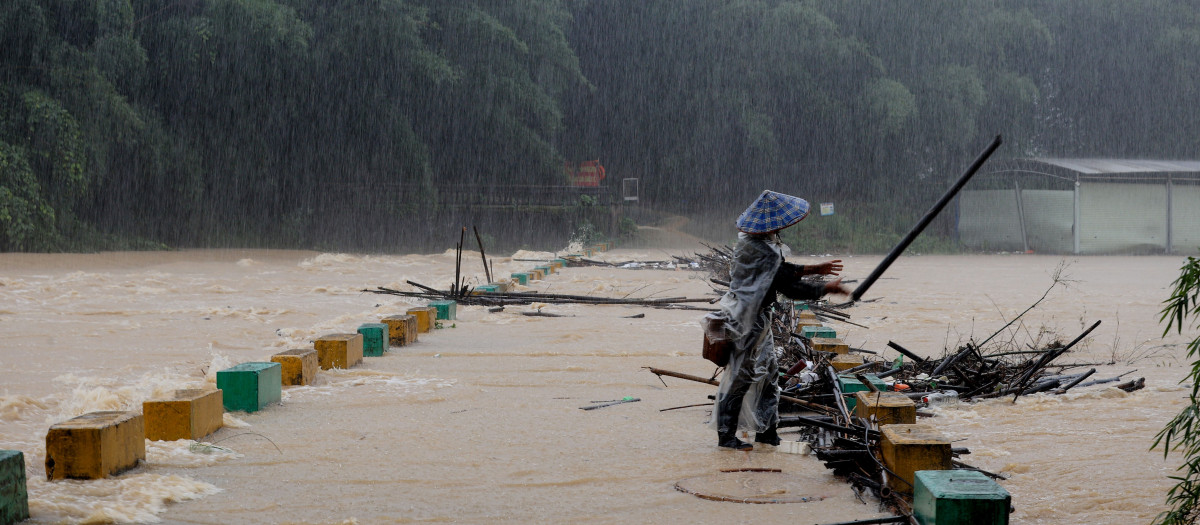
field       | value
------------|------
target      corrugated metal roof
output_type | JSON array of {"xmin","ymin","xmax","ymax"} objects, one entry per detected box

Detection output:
[{"xmin": 1033, "ymin": 158, "xmax": 1200, "ymax": 174}]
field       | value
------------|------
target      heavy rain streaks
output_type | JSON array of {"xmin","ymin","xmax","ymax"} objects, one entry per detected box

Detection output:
[
  {"xmin": 2, "ymin": 3, "xmax": 1199, "ymax": 524},
  {"xmin": 2, "ymin": 1, "xmax": 1198, "ymax": 252}
]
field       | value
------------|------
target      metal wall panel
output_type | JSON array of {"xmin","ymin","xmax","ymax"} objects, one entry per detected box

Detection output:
[
  {"xmin": 958, "ymin": 190, "xmax": 1024, "ymax": 251},
  {"xmin": 1020, "ymin": 190, "xmax": 1074, "ymax": 253},
  {"xmin": 1079, "ymin": 182, "xmax": 1167, "ymax": 254},
  {"xmin": 1171, "ymin": 184, "xmax": 1200, "ymax": 254}
]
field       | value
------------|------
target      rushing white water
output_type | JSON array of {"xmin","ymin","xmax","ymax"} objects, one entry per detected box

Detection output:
[{"xmin": 0, "ymin": 248, "xmax": 1190, "ymax": 524}]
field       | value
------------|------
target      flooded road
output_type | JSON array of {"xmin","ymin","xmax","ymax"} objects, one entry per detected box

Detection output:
[{"xmin": 0, "ymin": 248, "xmax": 1191, "ymax": 524}]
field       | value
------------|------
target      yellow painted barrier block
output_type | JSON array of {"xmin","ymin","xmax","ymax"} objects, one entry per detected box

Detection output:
[
  {"xmin": 314, "ymin": 333, "xmax": 363, "ymax": 370},
  {"xmin": 796, "ymin": 320, "xmax": 823, "ymax": 333},
  {"xmin": 46, "ymin": 411, "xmax": 145, "ymax": 480},
  {"xmin": 143, "ymin": 389, "xmax": 223, "ymax": 441},
  {"xmin": 880, "ymin": 424, "xmax": 952, "ymax": 493},
  {"xmin": 382, "ymin": 314, "xmax": 418, "ymax": 346},
  {"xmin": 406, "ymin": 307, "xmax": 436, "ymax": 333},
  {"xmin": 854, "ymin": 391, "xmax": 917, "ymax": 426},
  {"xmin": 812, "ymin": 337, "xmax": 849, "ymax": 354},
  {"xmin": 797, "ymin": 311, "xmax": 820, "ymax": 323},
  {"xmin": 271, "ymin": 348, "xmax": 319, "ymax": 386},
  {"xmin": 830, "ymin": 353, "xmax": 864, "ymax": 371}
]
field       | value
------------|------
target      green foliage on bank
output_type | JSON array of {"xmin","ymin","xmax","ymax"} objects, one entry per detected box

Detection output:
[
  {"xmin": 2, "ymin": 1, "xmax": 1199, "ymax": 251},
  {"xmin": 1154, "ymin": 256, "xmax": 1200, "ymax": 525},
  {"xmin": 778, "ymin": 202, "xmax": 964, "ymax": 255}
]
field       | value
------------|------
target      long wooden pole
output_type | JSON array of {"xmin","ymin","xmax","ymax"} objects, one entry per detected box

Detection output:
[
  {"xmin": 455, "ymin": 227, "xmax": 465, "ymax": 296},
  {"xmin": 850, "ymin": 135, "xmax": 1003, "ymax": 302},
  {"xmin": 645, "ymin": 367, "xmax": 835, "ymax": 415}
]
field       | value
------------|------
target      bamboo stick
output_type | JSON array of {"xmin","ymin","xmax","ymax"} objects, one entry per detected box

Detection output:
[
  {"xmin": 473, "ymin": 226, "xmax": 492, "ymax": 283},
  {"xmin": 644, "ymin": 367, "xmax": 835, "ymax": 415}
]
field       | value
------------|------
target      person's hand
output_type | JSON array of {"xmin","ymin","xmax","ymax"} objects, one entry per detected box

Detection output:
[
  {"xmin": 822, "ymin": 277, "xmax": 851, "ymax": 296},
  {"xmin": 812, "ymin": 259, "xmax": 843, "ymax": 276}
]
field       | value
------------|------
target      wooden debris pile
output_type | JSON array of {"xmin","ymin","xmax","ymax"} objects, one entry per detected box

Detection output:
[
  {"xmin": 364, "ymin": 225, "xmax": 718, "ymax": 310},
  {"xmin": 366, "ymin": 281, "xmax": 717, "ymax": 309},
  {"xmin": 647, "ymin": 299, "xmax": 1146, "ymax": 522},
  {"xmin": 789, "ymin": 319, "xmax": 1145, "ymax": 406}
]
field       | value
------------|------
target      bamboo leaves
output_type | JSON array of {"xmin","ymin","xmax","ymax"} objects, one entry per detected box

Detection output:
[{"xmin": 1152, "ymin": 255, "xmax": 1200, "ymax": 525}]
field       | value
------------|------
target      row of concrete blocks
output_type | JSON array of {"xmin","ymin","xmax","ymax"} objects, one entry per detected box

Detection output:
[
  {"xmin": 796, "ymin": 309, "xmax": 863, "ymax": 371},
  {"xmin": 502, "ymin": 242, "xmax": 613, "ymax": 289},
  {"xmin": 852, "ymin": 390, "xmax": 1010, "ymax": 523},
  {"xmin": 804, "ymin": 308, "xmax": 1011, "ymax": 523},
  {"xmin": 509, "ymin": 259, "xmax": 563, "ymax": 287},
  {"xmin": 24, "ymin": 303, "xmax": 459, "ymax": 494},
  {"xmin": 878, "ymin": 422, "xmax": 1011, "ymax": 524}
]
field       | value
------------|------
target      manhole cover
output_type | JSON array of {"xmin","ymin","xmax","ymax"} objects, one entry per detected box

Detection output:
[{"xmin": 674, "ymin": 468, "xmax": 828, "ymax": 504}]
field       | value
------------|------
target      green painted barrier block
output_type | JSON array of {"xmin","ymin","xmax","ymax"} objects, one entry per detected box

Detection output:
[
  {"xmin": 216, "ymin": 362, "xmax": 282, "ymax": 413},
  {"xmin": 475, "ymin": 285, "xmax": 498, "ymax": 293},
  {"xmin": 511, "ymin": 273, "xmax": 529, "ymax": 285},
  {"xmin": 0, "ymin": 450, "xmax": 29, "ymax": 525},
  {"xmin": 534, "ymin": 265, "xmax": 552, "ymax": 276},
  {"xmin": 800, "ymin": 326, "xmax": 836, "ymax": 339},
  {"xmin": 357, "ymin": 323, "xmax": 389, "ymax": 357},
  {"xmin": 487, "ymin": 281, "xmax": 510, "ymax": 293},
  {"xmin": 794, "ymin": 303, "xmax": 811, "ymax": 311},
  {"xmin": 429, "ymin": 300, "xmax": 457, "ymax": 320},
  {"xmin": 552, "ymin": 258, "xmax": 568, "ymax": 267},
  {"xmin": 837, "ymin": 374, "xmax": 886, "ymax": 410},
  {"xmin": 914, "ymin": 470, "xmax": 1011, "ymax": 525}
]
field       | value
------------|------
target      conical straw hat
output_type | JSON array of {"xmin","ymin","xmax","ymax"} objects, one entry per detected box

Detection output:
[{"xmin": 735, "ymin": 190, "xmax": 810, "ymax": 234}]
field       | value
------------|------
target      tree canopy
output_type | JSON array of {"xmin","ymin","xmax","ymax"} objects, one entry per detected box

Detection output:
[{"xmin": 2, "ymin": 0, "xmax": 1198, "ymax": 251}]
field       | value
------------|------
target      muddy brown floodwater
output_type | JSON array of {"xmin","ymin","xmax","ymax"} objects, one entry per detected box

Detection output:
[{"xmin": 0, "ymin": 247, "xmax": 1192, "ymax": 524}]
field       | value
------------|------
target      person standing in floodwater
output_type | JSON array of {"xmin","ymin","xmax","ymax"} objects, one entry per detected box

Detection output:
[{"xmin": 712, "ymin": 190, "xmax": 850, "ymax": 450}]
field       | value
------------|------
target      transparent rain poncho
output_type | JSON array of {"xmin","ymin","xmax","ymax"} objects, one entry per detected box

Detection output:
[{"xmin": 708, "ymin": 233, "xmax": 789, "ymax": 433}]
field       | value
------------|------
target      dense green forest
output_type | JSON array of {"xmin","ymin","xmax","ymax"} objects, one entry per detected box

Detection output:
[{"xmin": 2, "ymin": 0, "xmax": 1199, "ymax": 252}]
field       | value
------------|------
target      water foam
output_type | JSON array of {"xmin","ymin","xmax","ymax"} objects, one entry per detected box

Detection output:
[{"xmin": 27, "ymin": 473, "xmax": 220, "ymax": 524}]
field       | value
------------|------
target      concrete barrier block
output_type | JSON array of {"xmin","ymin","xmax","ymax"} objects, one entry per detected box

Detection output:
[
  {"xmin": 0, "ymin": 450, "xmax": 29, "ymax": 524},
  {"xmin": 216, "ymin": 362, "xmax": 282, "ymax": 412},
  {"xmin": 838, "ymin": 374, "xmax": 887, "ymax": 410},
  {"xmin": 511, "ymin": 273, "xmax": 529, "ymax": 285},
  {"xmin": 812, "ymin": 337, "xmax": 849, "ymax": 354},
  {"xmin": 535, "ymin": 265, "xmax": 553, "ymax": 276},
  {"xmin": 314, "ymin": 333, "xmax": 364, "ymax": 369},
  {"xmin": 796, "ymin": 321, "xmax": 823, "ymax": 333},
  {"xmin": 801, "ymin": 326, "xmax": 837, "ymax": 339},
  {"xmin": 853, "ymin": 391, "xmax": 917, "ymax": 426},
  {"xmin": 406, "ymin": 307, "xmax": 436, "ymax": 333},
  {"xmin": 529, "ymin": 269, "xmax": 544, "ymax": 280},
  {"xmin": 914, "ymin": 470, "xmax": 1011, "ymax": 525},
  {"xmin": 487, "ymin": 281, "xmax": 510, "ymax": 293},
  {"xmin": 880, "ymin": 424, "xmax": 952, "ymax": 493},
  {"xmin": 830, "ymin": 353, "xmax": 864, "ymax": 371},
  {"xmin": 143, "ymin": 389, "xmax": 224, "ymax": 441},
  {"xmin": 551, "ymin": 259, "xmax": 566, "ymax": 270},
  {"xmin": 45, "ymin": 411, "xmax": 145, "ymax": 480},
  {"xmin": 429, "ymin": 300, "xmax": 456, "ymax": 320},
  {"xmin": 357, "ymin": 323, "xmax": 389, "ymax": 357},
  {"xmin": 271, "ymin": 348, "xmax": 319, "ymax": 386},
  {"xmin": 381, "ymin": 315, "xmax": 417, "ymax": 346}
]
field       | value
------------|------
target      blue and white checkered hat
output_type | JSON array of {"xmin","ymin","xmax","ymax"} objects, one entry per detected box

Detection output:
[{"xmin": 735, "ymin": 190, "xmax": 810, "ymax": 234}]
